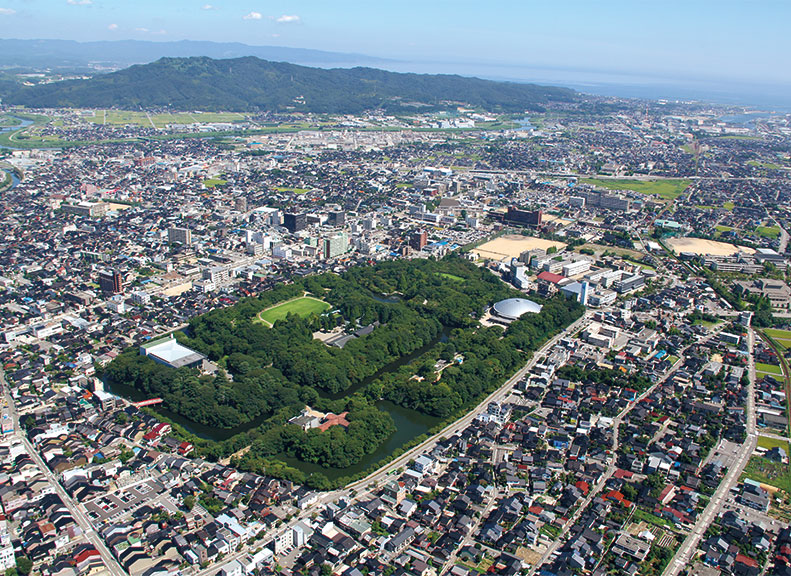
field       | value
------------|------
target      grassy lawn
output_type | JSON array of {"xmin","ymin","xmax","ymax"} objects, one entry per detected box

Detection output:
[
  {"xmin": 579, "ymin": 178, "xmax": 692, "ymax": 201},
  {"xmin": 631, "ymin": 507, "xmax": 676, "ymax": 529},
  {"xmin": 275, "ymin": 187, "xmax": 311, "ymax": 194},
  {"xmin": 667, "ymin": 355, "xmax": 680, "ymax": 365},
  {"xmin": 435, "ymin": 272, "xmax": 465, "ymax": 283},
  {"xmin": 256, "ymin": 297, "xmax": 330, "ymax": 327},
  {"xmin": 723, "ymin": 201, "xmax": 735, "ymax": 211},
  {"xmin": 741, "ymin": 455, "xmax": 791, "ymax": 493},
  {"xmin": 203, "ymin": 178, "xmax": 227, "ymax": 188},
  {"xmin": 756, "ymin": 362, "xmax": 783, "ymax": 376},
  {"xmin": 748, "ymin": 160, "xmax": 783, "ymax": 170},
  {"xmin": 692, "ymin": 319, "xmax": 721, "ymax": 328},
  {"xmin": 754, "ymin": 225, "xmax": 781, "ymax": 239},
  {"xmin": 757, "ymin": 435, "xmax": 790, "ymax": 452}
]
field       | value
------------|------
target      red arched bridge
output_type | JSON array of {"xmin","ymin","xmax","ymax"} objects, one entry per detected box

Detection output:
[{"xmin": 133, "ymin": 398, "xmax": 163, "ymax": 408}]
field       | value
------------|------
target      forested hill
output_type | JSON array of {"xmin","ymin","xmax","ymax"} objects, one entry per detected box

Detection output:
[{"xmin": 2, "ymin": 56, "xmax": 577, "ymax": 113}]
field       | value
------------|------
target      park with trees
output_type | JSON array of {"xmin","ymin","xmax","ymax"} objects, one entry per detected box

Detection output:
[{"xmin": 103, "ymin": 256, "xmax": 583, "ymax": 488}]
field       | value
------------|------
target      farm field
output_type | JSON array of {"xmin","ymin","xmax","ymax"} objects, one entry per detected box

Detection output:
[
  {"xmin": 85, "ymin": 110, "xmax": 247, "ymax": 128},
  {"xmin": 579, "ymin": 177, "xmax": 692, "ymax": 201},
  {"xmin": 764, "ymin": 328, "xmax": 791, "ymax": 350},
  {"xmin": 756, "ymin": 363, "xmax": 784, "ymax": 376},
  {"xmin": 256, "ymin": 296, "xmax": 330, "ymax": 327},
  {"xmin": 741, "ymin": 455, "xmax": 791, "ymax": 493},
  {"xmin": 757, "ymin": 435, "xmax": 790, "ymax": 453}
]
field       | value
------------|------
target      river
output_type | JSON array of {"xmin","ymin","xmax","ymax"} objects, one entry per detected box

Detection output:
[{"xmin": 0, "ymin": 116, "xmax": 35, "ymax": 152}]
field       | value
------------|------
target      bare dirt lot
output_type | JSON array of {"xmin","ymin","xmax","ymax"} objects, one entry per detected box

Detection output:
[
  {"xmin": 666, "ymin": 237, "xmax": 755, "ymax": 256},
  {"xmin": 472, "ymin": 234, "xmax": 566, "ymax": 261}
]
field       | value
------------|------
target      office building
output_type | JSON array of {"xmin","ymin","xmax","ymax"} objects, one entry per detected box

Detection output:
[
  {"xmin": 234, "ymin": 197, "xmax": 248, "ymax": 212},
  {"xmin": 62, "ymin": 201, "xmax": 107, "ymax": 218},
  {"xmin": 284, "ymin": 213, "xmax": 307, "ymax": 233},
  {"xmin": 98, "ymin": 269, "xmax": 123, "ymax": 294},
  {"xmin": 168, "ymin": 227, "xmax": 192, "ymax": 246},
  {"xmin": 328, "ymin": 211, "xmax": 346, "ymax": 227},
  {"xmin": 505, "ymin": 207, "xmax": 542, "ymax": 227},
  {"xmin": 581, "ymin": 190, "xmax": 631, "ymax": 212},
  {"xmin": 410, "ymin": 230, "xmax": 427, "ymax": 251},
  {"xmin": 324, "ymin": 233, "xmax": 349, "ymax": 259},
  {"xmin": 202, "ymin": 266, "xmax": 230, "ymax": 286}
]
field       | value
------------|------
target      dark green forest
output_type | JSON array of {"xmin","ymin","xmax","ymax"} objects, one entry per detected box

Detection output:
[
  {"xmin": 3, "ymin": 56, "xmax": 577, "ymax": 113},
  {"xmin": 104, "ymin": 257, "xmax": 583, "ymax": 486}
]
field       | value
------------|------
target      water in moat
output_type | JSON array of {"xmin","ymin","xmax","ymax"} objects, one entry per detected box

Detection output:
[{"xmin": 105, "ymin": 328, "xmax": 448, "ymax": 478}]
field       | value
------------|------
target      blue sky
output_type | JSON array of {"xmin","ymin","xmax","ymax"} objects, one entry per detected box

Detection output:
[{"xmin": 0, "ymin": 0, "xmax": 788, "ymax": 86}]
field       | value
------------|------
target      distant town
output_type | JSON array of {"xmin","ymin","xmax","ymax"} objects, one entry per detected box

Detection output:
[{"xmin": 0, "ymin": 96, "xmax": 790, "ymax": 576}]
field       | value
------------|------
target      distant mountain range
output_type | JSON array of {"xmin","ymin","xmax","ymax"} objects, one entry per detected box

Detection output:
[
  {"xmin": 0, "ymin": 38, "xmax": 388, "ymax": 71},
  {"xmin": 1, "ymin": 56, "xmax": 577, "ymax": 114}
]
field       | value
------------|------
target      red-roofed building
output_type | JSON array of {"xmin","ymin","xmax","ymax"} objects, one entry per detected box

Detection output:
[
  {"xmin": 318, "ymin": 411, "xmax": 350, "ymax": 432},
  {"xmin": 734, "ymin": 554, "xmax": 759, "ymax": 569},
  {"xmin": 536, "ymin": 271, "xmax": 566, "ymax": 284}
]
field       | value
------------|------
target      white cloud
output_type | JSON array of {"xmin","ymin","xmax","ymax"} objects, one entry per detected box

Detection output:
[
  {"xmin": 0, "ymin": 7, "xmax": 16, "ymax": 15},
  {"xmin": 275, "ymin": 14, "xmax": 300, "ymax": 23},
  {"xmin": 242, "ymin": 11, "xmax": 262, "ymax": 20},
  {"xmin": 135, "ymin": 27, "xmax": 149, "ymax": 33},
  {"xmin": 202, "ymin": 4, "xmax": 215, "ymax": 9},
  {"xmin": 107, "ymin": 23, "xmax": 118, "ymax": 30},
  {"xmin": 67, "ymin": 0, "xmax": 93, "ymax": 5}
]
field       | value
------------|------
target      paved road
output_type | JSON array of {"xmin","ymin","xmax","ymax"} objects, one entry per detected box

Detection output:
[
  {"xmin": 0, "ymin": 369, "xmax": 128, "ymax": 576},
  {"xmin": 662, "ymin": 328, "xmax": 758, "ymax": 576}
]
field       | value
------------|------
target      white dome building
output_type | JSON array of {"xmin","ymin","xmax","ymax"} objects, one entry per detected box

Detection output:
[{"xmin": 491, "ymin": 297, "xmax": 543, "ymax": 321}]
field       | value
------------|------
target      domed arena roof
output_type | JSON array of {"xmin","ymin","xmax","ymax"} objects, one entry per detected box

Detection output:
[{"xmin": 492, "ymin": 297, "xmax": 543, "ymax": 320}]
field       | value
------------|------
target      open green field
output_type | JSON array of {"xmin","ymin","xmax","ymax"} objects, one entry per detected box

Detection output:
[
  {"xmin": 435, "ymin": 272, "xmax": 465, "ymax": 283},
  {"xmin": 579, "ymin": 178, "xmax": 692, "ymax": 201},
  {"xmin": 275, "ymin": 187, "xmax": 311, "ymax": 194},
  {"xmin": 756, "ymin": 363, "xmax": 783, "ymax": 376},
  {"xmin": 748, "ymin": 160, "xmax": 783, "ymax": 170},
  {"xmin": 256, "ymin": 296, "xmax": 330, "ymax": 327},
  {"xmin": 723, "ymin": 201, "xmax": 735, "ymax": 210},
  {"xmin": 203, "ymin": 178, "xmax": 227, "ymax": 188},
  {"xmin": 764, "ymin": 328, "xmax": 791, "ymax": 350},
  {"xmin": 754, "ymin": 225, "xmax": 781, "ymax": 239},
  {"xmin": 758, "ymin": 436, "xmax": 790, "ymax": 452},
  {"xmin": 0, "ymin": 116, "xmax": 21, "ymax": 128}
]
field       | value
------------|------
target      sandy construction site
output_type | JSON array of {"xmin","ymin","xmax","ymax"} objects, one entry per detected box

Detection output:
[
  {"xmin": 472, "ymin": 234, "xmax": 566, "ymax": 261},
  {"xmin": 666, "ymin": 237, "xmax": 755, "ymax": 256}
]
